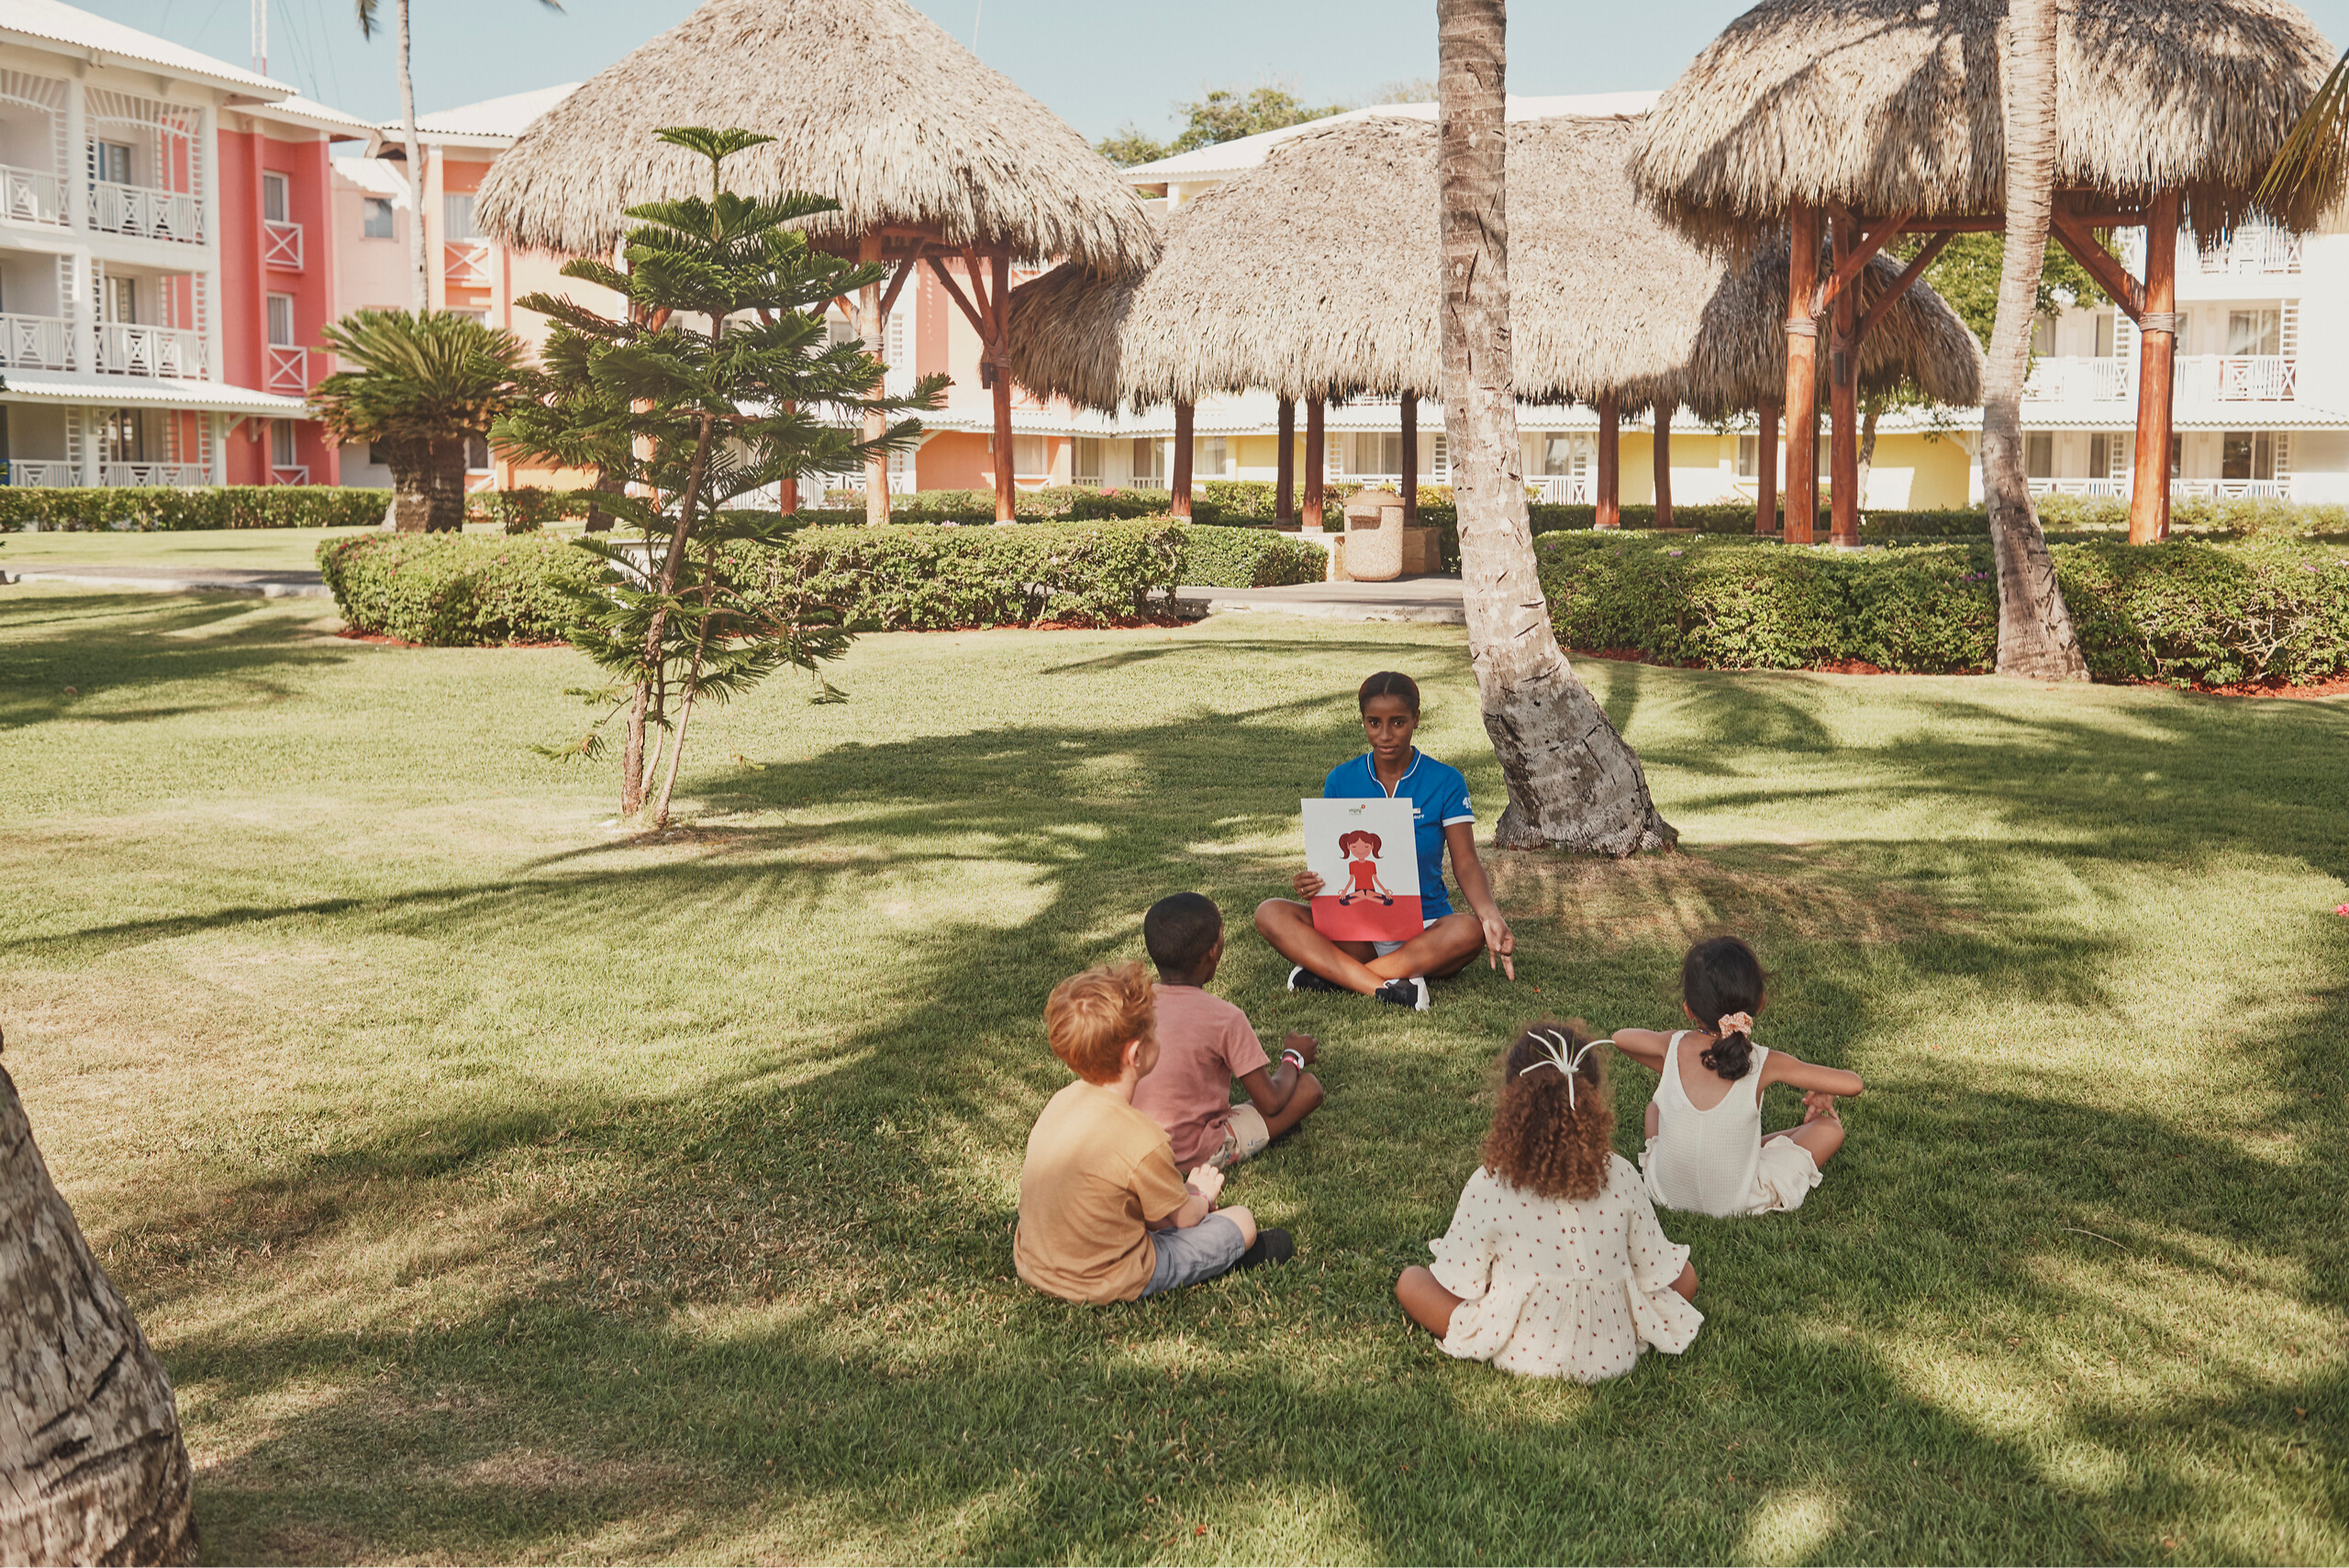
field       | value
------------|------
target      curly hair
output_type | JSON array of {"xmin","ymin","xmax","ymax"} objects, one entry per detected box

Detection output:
[
  {"xmin": 1479, "ymin": 1019, "xmax": 1615, "ymax": 1202},
  {"xmin": 1045, "ymin": 961, "xmax": 1156, "ymax": 1084}
]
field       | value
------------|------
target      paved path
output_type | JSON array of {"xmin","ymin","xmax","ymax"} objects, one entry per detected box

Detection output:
[
  {"xmin": 1175, "ymin": 575, "xmax": 1466, "ymax": 624},
  {"xmin": 4, "ymin": 564, "xmax": 332, "ymax": 599}
]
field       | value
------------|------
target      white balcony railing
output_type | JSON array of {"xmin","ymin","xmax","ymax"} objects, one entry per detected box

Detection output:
[
  {"xmin": 270, "ymin": 464, "xmax": 310, "ymax": 485},
  {"xmin": 264, "ymin": 218, "xmax": 304, "ymax": 270},
  {"xmin": 814, "ymin": 468, "xmax": 919, "ymax": 495},
  {"xmin": 88, "ymin": 180, "xmax": 204, "ymax": 243},
  {"xmin": 95, "ymin": 321, "xmax": 206, "ymax": 379},
  {"xmin": 2171, "ymin": 477, "xmax": 2289, "ymax": 500},
  {"xmin": 2201, "ymin": 228, "xmax": 2302, "ymax": 275},
  {"xmin": 443, "ymin": 238, "xmax": 492, "ymax": 288},
  {"xmin": 2024, "ymin": 355, "xmax": 2131, "ymax": 402},
  {"xmin": 266, "ymin": 344, "xmax": 308, "ymax": 395},
  {"xmin": 100, "ymin": 462, "xmax": 211, "ymax": 487},
  {"xmin": 0, "ymin": 312, "xmax": 72, "ymax": 371},
  {"xmin": 0, "ymin": 162, "xmax": 65, "ymax": 227},
  {"xmin": 2028, "ymin": 477, "xmax": 2129, "ymax": 498},
  {"xmin": 2179, "ymin": 354, "xmax": 2297, "ymax": 402},
  {"xmin": 1531, "ymin": 474, "xmax": 1590, "ymax": 504},
  {"xmin": 4, "ymin": 459, "xmax": 75, "ymax": 486}
]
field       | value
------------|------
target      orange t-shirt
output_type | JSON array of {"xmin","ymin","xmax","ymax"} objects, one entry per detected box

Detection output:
[
  {"xmin": 1014, "ymin": 1079, "xmax": 1191, "ymax": 1304},
  {"xmin": 1132, "ymin": 984, "xmax": 1274, "ymax": 1167}
]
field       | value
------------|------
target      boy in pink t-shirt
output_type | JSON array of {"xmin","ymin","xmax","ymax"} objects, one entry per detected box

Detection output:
[{"xmin": 1133, "ymin": 893, "xmax": 1326, "ymax": 1169}]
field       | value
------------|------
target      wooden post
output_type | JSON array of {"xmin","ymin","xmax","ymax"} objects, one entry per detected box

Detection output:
[
  {"xmin": 1652, "ymin": 400, "xmax": 1675, "ymax": 528},
  {"xmin": 1171, "ymin": 399, "xmax": 1195, "ymax": 520},
  {"xmin": 990, "ymin": 252, "xmax": 1015, "ymax": 523},
  {"xmin": 1400, "ymin": 392, "xmax": 1419, "ymax": 528},
  {"xmin": 780, "ymin": 401, "xmax": 799, "ymax": 517},
  {"xmin": 1829, "ymin": 212, "xmax": 1861, "ymax": 546},
  {"xmin": 1304, "ymin": 395, "xmax": 1326, "ymax": 529},
  {"xmin": 860, "ymin": 233, "xmax": 889, "ymax": 525},
  {"xmin": 2130, "ymin": 189, "xmax": 2179, "ymax": 544},
  {"xmin": 1784, "ymin": 201, "xmax": 1820, "ymax": 544},
  {"xmin": 1276, "ymin": 396, "xmax": 1297, "ymax": 523},
  {"xmin": 1596, "ymin": 395, "xmax": 1620, "ymax": 528},
  {"xmin": 1755, "ymin": 397, "xmax": 1779, "ymax": 534}
]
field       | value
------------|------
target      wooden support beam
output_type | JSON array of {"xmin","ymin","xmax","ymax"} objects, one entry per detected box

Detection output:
[
  {"xmin": 1400, "ymin": 392, "xmax": 1418, "ymax": 529},
  {"xmin": 1872, "ymin": 211, "xmax": 2143, "ymax": 233},
  {"xmin": 1652, "ymin": 400, "xmax": 1675, "ymax": 528},
  {"xmin": 2129, "ymin": 189, "xmax": 2180, "ymax": 544},
  {"xmin": 923, "ymin": 254, "xmax": 987, "ymax": 337},
  {"xmin": 1815, "ymin": 207, "xmax": 1910, "ymax": 310},
  {"xmin": 1755, "ymin": 397, "xmax": 1779, "ymax": 534},
  {"xmin": 1170, "ymin": 399, "xmax": 1195, "ymax": 520},
  {"xmin": 877, "ymin": 243, "xmax": 925, "ymax": 320},
  {"xmin": 2049, "ymin": 213, "xmax": 2146, "ymax": 321},
  {"xmin": 1783, "ymin": 201, "xmax": 1820, "ymax": 544},
  {"xmin": 1829, "ymin": 212, "xmax": 1861, "ymax": 546},
  {"xmin": 1276, "ymin": 396, "xmax": 1296, "ymax": 522},
  {"xmin": 1304, "ymin": 396, "xmax": 1326, "ymax": 529},
  {"xmin": 989, "ymin": 251, "xmax": 1014, "ymax": 523},
  {"xmin": 1596, "ymin": 395, "xmax": 1620, "ymax": 529},
  {"xmin": 1856, "ymin": 230, "xmax": 1952, "ymax": 344}
]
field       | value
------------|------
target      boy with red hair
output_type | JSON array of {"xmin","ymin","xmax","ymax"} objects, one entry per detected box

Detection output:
[{"xmin": 1015, "ymin": 962, "xmax": 1293, "ymax": 1304}]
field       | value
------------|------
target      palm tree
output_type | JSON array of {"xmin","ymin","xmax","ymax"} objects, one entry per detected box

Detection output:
[
  {"xmin": 355, "ymin": 0, "xmax": 563, "ymax": 312},
  {"xmin": 0, "ymin": 1048, "xmax": 197, "ymax": 1566},
  {"xmin": 2257, "ymin": 47, "xmax": 2349, "ymax": 216},
  {"xmin": 1435, "ymin": 0, "xmax": 1673, "ymax": 855},
  {"xmin": 1979, "ymin": 0, "xmax": 2087, "ymax": 679},
  {"xmin": 311, "ymin": 309, "xmax": 529, "ymax": 531}
]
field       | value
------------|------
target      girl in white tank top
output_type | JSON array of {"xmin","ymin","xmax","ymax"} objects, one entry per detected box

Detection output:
[{"xmin": 1607, "ymin": 938, "xmax": 1865, "ymax": 1218}]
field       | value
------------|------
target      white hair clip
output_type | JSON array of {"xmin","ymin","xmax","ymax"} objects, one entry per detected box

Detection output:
[{"xmin": 1518, "ymin": 1029, "xmax": 1609, "ymax": 1109}]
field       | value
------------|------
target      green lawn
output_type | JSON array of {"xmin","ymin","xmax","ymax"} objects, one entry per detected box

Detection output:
[{"xmin": 2, "ymin": 584, "xmax": 2343, "ymax": 1565}]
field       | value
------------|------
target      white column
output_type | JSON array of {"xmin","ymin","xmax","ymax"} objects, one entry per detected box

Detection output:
[
  {"xmin": 207, "ymin": 411, "xmax": 224, "ymax": 484},
  {"xmin": 62, "ymin": 76, "xmax": 85, "ymax": 232},
  {"xmin": 75, "ymin": 406, "xmax": 101, "ymax": 486},
  {"xmin": 197, "ymin": 100, "xmax": 223, "ymax": 386}
]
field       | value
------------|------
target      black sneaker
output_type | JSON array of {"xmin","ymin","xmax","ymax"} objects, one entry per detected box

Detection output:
[
  {"xmin": 1286, "ymin": 965, "xmax": 1345, "ymax": 995},
  {"xmin": 1234, "ymin": 1228, "xmax": 1295, "ymax": 1271},
  {"xmin": 1374, "ymin": 977, "xmax": 1430, "ymax": 1011}
]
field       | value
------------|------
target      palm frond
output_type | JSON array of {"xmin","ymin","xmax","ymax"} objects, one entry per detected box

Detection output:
[{"xmin": 2256, "ymin": 45, "xmax": 2349, "ymax": 219}]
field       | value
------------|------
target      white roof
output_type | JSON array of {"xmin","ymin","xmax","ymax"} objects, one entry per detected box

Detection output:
[
  {"xmin": 0, "ymin": 0, "xmax": 291, "ymax": 97},
  {"xmin": 1120, "ymin": 91, "xmax": 1664, "ymax": 185},
  {"xmin": 253, "ymin": 94, "xmax": 377, "ymax": 138},
  {"xmin": 405, "ymin": 83, "xmax": 582, "ymax": 143},
  {"xmin": 332, "ymin": 154, "xmax": 411, "ymax": 209},
  {"xmin": 0, "ymin": 371, "xmax": 307, "ymax": 417}
]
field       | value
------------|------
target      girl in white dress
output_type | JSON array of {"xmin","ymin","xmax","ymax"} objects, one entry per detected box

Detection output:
[
  {"xmin": 1397, "ymin": 1021, "xmax": 1703, "ymax": 1383},
  {"xmin": 1612, "ymin": 937, "xmax": 1865, "ymax": 1218}
]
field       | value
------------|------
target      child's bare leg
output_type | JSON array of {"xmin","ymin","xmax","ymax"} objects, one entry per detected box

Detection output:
[
  {"xmin": 1766, "ymin": 1103, "xmax": 1845, "ymax": 1167},
  {"xmin": 1263, "ymin": 1071, "xmax": 1324, "ymax": 1140},
  {"xmin": 1669, "ymin": 1262, "xmax": 1698, "ymax": 1303},
  {"xmin": 1254, "ymin": 898, "xmax": 1387, "ymax": 994},
  {"xmin": 1396, "ymin": 1265, "xmax": 1463, "ymax": 1337},
  {"xmin": 1213, "ymin": 1205, "xmax": 1258, "ymax": 1250},
  {"xmin": 1362, "ymin": 913, "xmax": 1486, "ymax": 981}
]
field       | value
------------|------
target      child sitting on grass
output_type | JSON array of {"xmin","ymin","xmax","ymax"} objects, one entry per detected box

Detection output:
[
  {"xmin": 1014, "ymin": 961, "xmax": 1294, "ymax": 1305},
  {"xmin": 1610, "ymin": 936, "xmax": 1865, "ymax": 1218},
  {"xmin": 1397, "ymin": 1020, "xmax": 1702, "ymax": 1383},
  {"xmin": 1133, "ymin": 893, "xmax": 1326, "ymax": 1171}
]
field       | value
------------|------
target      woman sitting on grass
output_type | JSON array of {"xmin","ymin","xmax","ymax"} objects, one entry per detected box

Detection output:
[
  {"xmin": 1397, "ymin": 1020, "xmax": 1702, "ymax": 1383},
  {"xmin": 1254, "ymin": 671, "xmax": 1515, "ymax": 1011},
  {"xmin": 1610, "ymin": 936, "xmax": 1864, "ymax": 1218}
]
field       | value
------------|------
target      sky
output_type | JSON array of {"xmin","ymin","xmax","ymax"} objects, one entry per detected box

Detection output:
[{"xmin": 83, "ymin": 0, "xmax": 2349, "ymax": 142}]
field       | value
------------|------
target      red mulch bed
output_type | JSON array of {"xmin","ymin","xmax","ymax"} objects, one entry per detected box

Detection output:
[{"xmin": 1567, "ymin": 646, "xmax": 2347, "ymax": 699}]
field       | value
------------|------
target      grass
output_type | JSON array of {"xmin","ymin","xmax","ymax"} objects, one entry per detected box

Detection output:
[{"xmin": 1, "ymin": 584, "xmax": 2343, "ymax": 1565}]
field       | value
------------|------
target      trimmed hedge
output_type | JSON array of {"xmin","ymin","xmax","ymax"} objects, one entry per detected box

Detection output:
[
  {"xmin": 816, "ymin": 485, "xmax": 1171, "ymax": 523},
  {"xmin": 1536, "ymin": 532, "xmax": 2349, "ymax": 685},
  {"xmin": 0, "ymin": 485, "xmax": 391, "ymax": 532},
  {"xmin": 317, "ymin": 518, "xmax": 1312, "ymax": 641},
  {"xmin": 317, "ymin": 532, "xmax": 603, "ymax": 646}
]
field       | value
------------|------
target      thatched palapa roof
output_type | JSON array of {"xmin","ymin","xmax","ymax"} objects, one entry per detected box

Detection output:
[
  {"xmin": 473, "ymin": 0, "xmax": 1159, "ymax": 273},
  {"xmin": 1008, "ymin": 114, "xmax": 1981, "ymax": 419},
  {"xmin": 1628, "ymin": 0, "xmax": 2336, "ymax": 252}
]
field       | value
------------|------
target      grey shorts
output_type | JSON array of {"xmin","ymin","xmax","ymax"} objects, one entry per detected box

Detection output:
[{"xmin": 1140, "ymin": 1212, "xmax": 1248, "ymax": 1297}]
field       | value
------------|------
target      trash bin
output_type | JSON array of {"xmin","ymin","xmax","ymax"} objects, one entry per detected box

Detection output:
[{"xmin": 1341, "ymin": 487, "xmax": 1406, "ymax": 581}]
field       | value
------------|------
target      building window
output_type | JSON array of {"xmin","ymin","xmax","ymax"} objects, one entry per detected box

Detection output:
[
  {"xmin": 1012, "ymin": 434, "xmax": 1049, "ymax": 478},
  {"xmin": 362, "ymin": 197, "xmax": 395, "ymax": 239},
  {"xmin": 1735, "ymin": 434, "xmax": 1758, "ymax": 478},
  {"xmin": 262, "ymin": 170, "xmax": 290, "ymax": 224},
  {"xmin": 1541, "ymin": 435, "xmax": 1581, "ymax": 476},
  {"xmin": 1351, "ymin": 432, "xmax": 1401, "ymax": 474},
  {"xmin": 2094, "ymin": 312, "xmax": 2115, "ymax": 358},
  {"xmin": 89, "ymin": 140, "xmax": 132, "ymax": 185},
  {"xmin": 2024, "ymin": 432, "xmax": 2054, "ymax": 479},
  {"xmin": 2221, "ymin": 430, "xmax": 2274, "ymax": 481},
  {"xmin": 1199, "ymin": 435, "xmax": 1227, "ymax": 478},
  {"xmin": 443, "ymin": 192, "xmax": 478, "ymax": 240},
  {"xmin": 2030, "ymin": 317, "xmax": 2055, "ymax": 356},
  {"xmin": 2227, "ymin": 308, "xmax": 2280, "ymax": 357},
  {"xmin": 2087, "ymin": 432, "xmax": 2111, "ymax": 477},
  {"xmin": 1130, "ymin": 436, "xmax": 1164, "ymax": 487},
  {"xmin": 104, "ymin": 274, "xmax": 136, "ymax": 324},
  {"xmin": 1073, "ymin": 437, "xmax": 1104, "ymax": 485},
  {"xmin": 2169, "ymin": 433, "xmax": 2183, "ymax": 478},
  {"xmin": 270, "ymin": 420, "xmax": 296, "ymax": 468},
  {"xmin": 466, "ymin": 432, "xmax": 491, "ymax": 472},
  {"xmin": 266, "ymin": 293, "xmax": 296, "ymax": 348},
  {"xmin": 102, "ymin": 407, "xmax": 144, "ymax": 463}
]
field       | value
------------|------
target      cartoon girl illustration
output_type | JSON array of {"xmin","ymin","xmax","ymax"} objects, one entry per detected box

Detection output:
[{"xmin": 1335, "ymin": 828, "xmax": 1397, "ymax": 906}]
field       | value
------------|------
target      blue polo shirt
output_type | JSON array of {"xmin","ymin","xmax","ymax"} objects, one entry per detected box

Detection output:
[{"xmin": 1322, "ymin": 749, "xmax": 1475, "ymax": 918}]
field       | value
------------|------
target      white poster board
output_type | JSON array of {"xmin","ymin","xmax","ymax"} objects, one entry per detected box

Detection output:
[{"xmin": 1300, "ymin": 796, "xmax": 1422, "ymax": 943}]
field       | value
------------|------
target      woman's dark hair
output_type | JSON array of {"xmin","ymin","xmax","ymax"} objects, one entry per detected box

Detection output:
[
  {"xmin": 1357, "ymin": 671, "xmax": 1420, "ymax": 715},
  {"xmin": 1481, "ymin": 1019, "xmax": 1613, "ymax": 1201},
  {"xmin": 1682, "ymin": 936, "xmax": 1765, "ymax": 1080}
]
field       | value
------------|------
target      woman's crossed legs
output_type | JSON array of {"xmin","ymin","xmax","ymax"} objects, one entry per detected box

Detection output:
[{"xmin": 1253, "ymin": 899, "xmax": 1485, "ymax": 995}]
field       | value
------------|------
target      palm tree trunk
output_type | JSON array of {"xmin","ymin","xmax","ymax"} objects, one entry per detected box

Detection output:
[
  {"xmin": 1982, "ymin": 0, "xmax": 2087, "ymax": 679},
  {"xmin": 397, "ymin": 0, "xmax": 428, "ymax": 315},
  {"xmin": 1855, "ymin": 397, "xmax": 1880, "ymax": 512},
  {"xmin": 0, "ymin": 1061, "xmax": 198, "ymax": 1567},
  {"xmin": 1437, "ymin": 0, "xmax": 1674, "ymax": 857}
]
